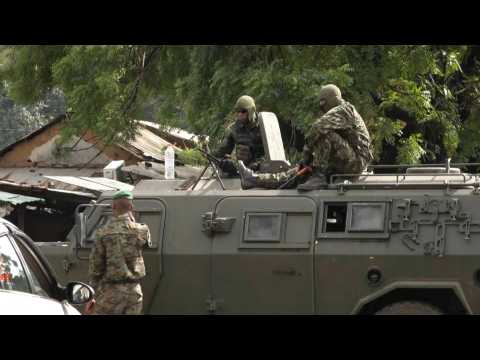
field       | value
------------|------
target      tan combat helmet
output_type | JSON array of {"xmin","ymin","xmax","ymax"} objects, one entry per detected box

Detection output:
[
  {"xmin": 319, "ymin": 84, "xmax": 343, "ymax": 112},
  {"xmin": 234, "ymin": 95, "xmax": 257, "ymax": 122}
]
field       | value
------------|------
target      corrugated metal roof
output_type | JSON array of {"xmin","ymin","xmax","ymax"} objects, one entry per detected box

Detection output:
[
  {"xmin": 123, "ymin": 162, "xmax": 206, "ymax": 180},
  {"xmin": 82, "ymin": 177, "xmax": 134, "ymax": 191},
  {"xmin": 43, "ymin": 176, "xmax": 134, "ymax": 193},
  {"xmin": 42, "ymin": 176, "xmax": 114, "ymax": 192},
  {"xmin": 138, "ymin": 120, "xmax": 205, "ymax": 144},
  {"xmin": 0, "ymin": 168, "xmax": 101, "ymax": 192},
  {"xmin": 0, "ymin": 180, "xmax": 96, "ymax": 200},
  {"xmin": 121, "ymin": 126, "xmax": 182, "ymax": 163},
  {"xmin": 0, "ymin": 190, "xmax": 44, "ymax": 205},
  {"xmin": 0, "ymin": 117, "xmax": 193, "ymax": 172}
]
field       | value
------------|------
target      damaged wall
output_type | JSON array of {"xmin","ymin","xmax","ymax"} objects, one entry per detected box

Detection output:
[
  {"xmin": 29, "ymin": 134, "xmax": 111, "ymax": 167},
  {"xmin": 0, "ymin": 120, "xmax": 141, "ymax": 168},
  {"xmin": 0, "ymin": 120, "xmax": 63, "ymax": 167}
]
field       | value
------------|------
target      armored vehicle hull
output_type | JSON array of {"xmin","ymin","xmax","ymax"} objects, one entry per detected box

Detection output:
[{"xmin": 37, "ymin": 170, "xmax": 480, "ymax": 314}]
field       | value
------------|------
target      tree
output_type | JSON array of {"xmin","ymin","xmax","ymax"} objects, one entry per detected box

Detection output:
[
  {"xmin": 0, "ymin": 83, "xmax": 66, "ymax": 149},
  {"xmin": 1, "ymin": 45, "xmax": 480, "ymax": 165}
]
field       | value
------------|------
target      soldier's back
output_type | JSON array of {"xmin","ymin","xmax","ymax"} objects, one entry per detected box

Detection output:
[{"xmin": 98, "ymin": 215, "xmax": 149, "ymax": 283}]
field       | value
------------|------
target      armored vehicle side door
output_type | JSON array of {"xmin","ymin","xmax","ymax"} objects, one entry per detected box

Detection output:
[{"xmin": 209, "ymin": 196, "xmax": 316, "ymax": 314}]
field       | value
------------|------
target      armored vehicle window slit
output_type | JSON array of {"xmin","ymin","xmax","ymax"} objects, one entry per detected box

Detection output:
[
  {"xmin": 318, "ymin": 202, "xmax": 390, "ymax": 240},
  {"xmin": 348, "ymin": 203, "xmax": 386, "ymax": 232},
  {"xmin": 324, "ymin": 204, "xmax": 347, "ymax": 232},
  {"xmin": 244, "ymin": 213, "xmax": 284, "ymax": 242},
  {"xmin": 79, "ymin": 199, "xmax": 165, "ymax": 250},
  {"xmin": 86, "ymin": 212, "xmax": 111, "ymax": 244}
]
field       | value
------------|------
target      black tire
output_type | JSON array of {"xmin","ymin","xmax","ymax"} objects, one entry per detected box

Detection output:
[{"xmin": 375, "ymin": 301, "xmax": 443, "ymax": 315}]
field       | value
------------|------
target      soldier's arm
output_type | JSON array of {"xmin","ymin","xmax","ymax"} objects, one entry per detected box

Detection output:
[
  {"xmin": 299, "ymin": 145, "xmax": 314, "ymax": 167},
  {"xmin": 213, "ymin": 130, "xmax": 235, "ymax": 159},
  {"xmin": 88, "ymin": 230, "xmax": 106, "ymax": 289}
]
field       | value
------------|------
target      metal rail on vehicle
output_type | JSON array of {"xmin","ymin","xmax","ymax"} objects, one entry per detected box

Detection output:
[
  {"xmin": 367, "ymin": 161, "xmax": 480, "ymax": 172},
  {"xmin": 330, "ymin": 172, "xmax": 474, "ymax": 185}
]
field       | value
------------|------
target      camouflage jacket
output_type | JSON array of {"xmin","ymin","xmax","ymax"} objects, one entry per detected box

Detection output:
[
  {"xmin": 213, "ymin": 115, "xmax": 265, "ymax": 167},
  {"xmin": 306, "ymin": 100, "xmax": 373, "ymax": 162},
  {"xmin": 88, "ymin": 214, "xmax": 151, "ymax": 289}
]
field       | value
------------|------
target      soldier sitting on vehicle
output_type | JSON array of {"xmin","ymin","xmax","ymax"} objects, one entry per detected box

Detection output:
[
  {"xmin": 213, "ymin": 95, "xmax": 265, "ymax": 176},
  {"xmin": 237, "ymin": 84, "xmax": 373, "ymax": 191}
]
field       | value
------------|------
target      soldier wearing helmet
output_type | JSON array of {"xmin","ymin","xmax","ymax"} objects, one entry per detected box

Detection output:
[
  {"xmin": 238, "ymin": 84, "xmax": 373, "ymax": 190},
  {"xmin": 213, "ymin": 95, "xmax": 265, "ymax": 175}
]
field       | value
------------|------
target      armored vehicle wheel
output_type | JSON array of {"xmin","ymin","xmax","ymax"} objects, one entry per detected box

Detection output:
[{"xmin": 375, "ymin": 301, "xmax": 443, "ymax": 315}]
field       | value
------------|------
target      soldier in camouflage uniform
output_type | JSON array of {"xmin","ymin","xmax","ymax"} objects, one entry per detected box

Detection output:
[
  {"xmin": 238, "ymin": 84, "xmax": 373, "ymax": 190},
  {"xmin": 213, "ymin": 95, "xmax": 265, "ymax": 175},
  {"xmin": 87, "ymin": 190, "xmax": 152, "ymax": 315}
]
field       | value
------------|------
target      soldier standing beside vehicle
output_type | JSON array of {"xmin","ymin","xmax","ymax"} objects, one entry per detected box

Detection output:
[
  {"xmin": 86, "ymin": 190, "xmax": 151, "ymax": 315},
  {"xmin": 213, "ymin": 95, "xmax": 265, "ymax": 176},
  {"xmin": 238, "ymin": 84, "xmax": 373, "ymax": 190}
]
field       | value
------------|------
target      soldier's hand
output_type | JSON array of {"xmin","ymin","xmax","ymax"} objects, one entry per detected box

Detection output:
[
  {"xmin": 219, "ymin": 159, "xmax": 238, "ymax": 175},
  {"xmin": 298, "ymin": 159, "xmax": 311, "ymax": 170},
  {"xmin": 301, "ymin": 147, "xmax": 313, "ymax": 167}
]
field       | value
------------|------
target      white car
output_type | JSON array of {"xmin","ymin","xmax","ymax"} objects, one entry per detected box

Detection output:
[{"xmin": 0, "ymin": 218, "xmax": 94, "ymax": 315}]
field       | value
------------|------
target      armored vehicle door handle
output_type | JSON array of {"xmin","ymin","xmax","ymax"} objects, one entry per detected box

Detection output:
[{"xmin": 202, "ymin": 212, "xmax": 236, "ymax": 235}]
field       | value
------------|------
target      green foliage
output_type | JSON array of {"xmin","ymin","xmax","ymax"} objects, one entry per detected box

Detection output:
[
  {"xmin": 456, "ymin": 104, "xmax": 480, "ymax": 161},
  {"xmin": 1, "ymin": 46, "xmax": 66, "ymax": 103},
  {"xmin": 0, "ymin": 83, "xmax": 65, "ymax": 149},
  {"xmin": 50, "ymin": 45, "xmax": 140, "ymax": 145},
  {"xmin": 176, "ymin": 148, "xmax": 207, "ymax": 167},
  {"xmin": 371, "ymin": 117, "xmax": 405, "ymax": 158},
  {"xmin": 380, "ymin": 79, "xmax": 436, "ymax": 123},
  {"xmin": 396, "ymin": 134, "xmax": 426, "ymax": 164},
  {"xmin": 1, "ymin": 45, "xmax": 480, "ymax": 166}
]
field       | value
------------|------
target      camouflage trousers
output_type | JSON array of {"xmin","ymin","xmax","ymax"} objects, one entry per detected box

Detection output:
[
  {"xmin": 253, "ymin": 130, "xmax": 367, "ymax": 189},
  {"xmin": 308, "ymin": 129, "xmax": 368, "ymax": 177},
  {"xmin": 92, "ymin": 283, "xmax": 143, "ymax": 315}
]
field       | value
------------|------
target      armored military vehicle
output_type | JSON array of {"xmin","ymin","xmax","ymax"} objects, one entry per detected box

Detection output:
[{"xmin": 35, "ymin": 113, "xmax": 480, "ymax": 314}]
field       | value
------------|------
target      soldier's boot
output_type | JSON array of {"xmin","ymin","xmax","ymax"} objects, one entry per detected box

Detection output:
[
  {"xmin": 238, "ymin": 160, "xmax": 259, "ymax": 189},
  {"xmin": 297, "ymin": 170, "xmax": 328, "ymax": 191}
]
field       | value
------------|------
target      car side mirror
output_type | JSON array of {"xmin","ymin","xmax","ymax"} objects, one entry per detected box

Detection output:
[{"xmin": 66, "ymin": 282, "xmax": 94, "ymax": 305}]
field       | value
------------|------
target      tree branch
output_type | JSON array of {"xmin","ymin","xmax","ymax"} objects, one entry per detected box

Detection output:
[{"xmin": 121, "ymin": 46, "xmax": 160, "ymax": 117}]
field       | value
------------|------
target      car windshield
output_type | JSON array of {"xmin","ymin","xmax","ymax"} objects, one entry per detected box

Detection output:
[{"xmin": 0, "ymin": 235, "xmax": 31, "ymax": 293}]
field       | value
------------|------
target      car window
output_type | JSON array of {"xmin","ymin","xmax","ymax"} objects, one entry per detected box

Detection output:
[
  {"xmin": 0, "ymin": 235, "xmax": 31, "ymax": 293},
  {"xmin": 14, "ymin": 238, "xmax": 51, "ymax": 298}
]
